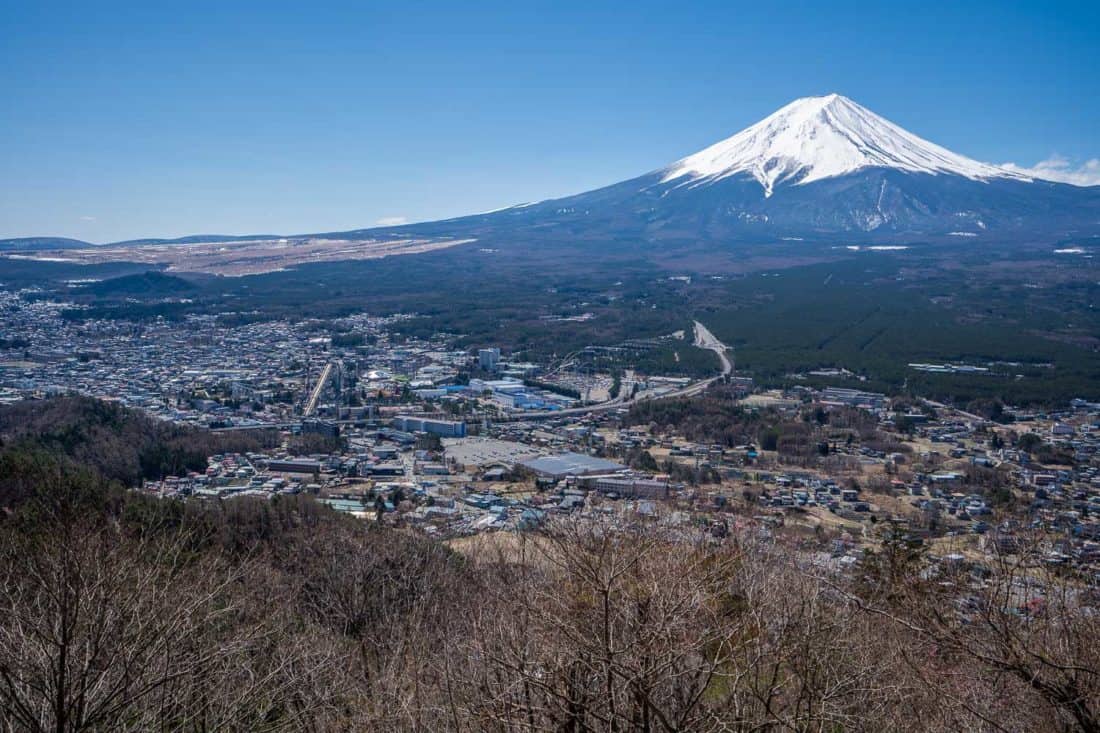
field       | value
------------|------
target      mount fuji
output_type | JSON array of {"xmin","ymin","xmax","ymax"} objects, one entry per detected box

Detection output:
[
  {"xmin": 659, "ymin": 94, "xmax": 1032, "ymax": 196},
  {"xmin": 364, "ymin": 93, "xmax": 1100, "ymax": 245},
  {"xmin": 5, "ymin": 94, "xmax": 1099, "ymax": 253}
]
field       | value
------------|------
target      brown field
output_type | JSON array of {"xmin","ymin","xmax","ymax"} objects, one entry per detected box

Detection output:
[{"xmin": 3, "ymin": 236, "xmax": 475, "ymax": 276}]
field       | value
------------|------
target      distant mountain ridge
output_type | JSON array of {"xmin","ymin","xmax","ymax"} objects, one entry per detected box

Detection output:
[
  {"xmin": 0, "ymin": 234, "xmax": 281, "ymax": 252},
  {"xmin": 0, "ymin": 237, "xmax": 94, "ymax": 251}
]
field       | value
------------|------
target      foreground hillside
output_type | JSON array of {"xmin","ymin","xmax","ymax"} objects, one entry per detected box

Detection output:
[{"xmin": 0, "ymin": 397, "xmax": 1097, "ymax": 731}]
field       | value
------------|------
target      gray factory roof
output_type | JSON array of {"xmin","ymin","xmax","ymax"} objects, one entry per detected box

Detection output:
[{"xmin": 518, "ymin": 452, "xmax": 625, "ymax": 479}]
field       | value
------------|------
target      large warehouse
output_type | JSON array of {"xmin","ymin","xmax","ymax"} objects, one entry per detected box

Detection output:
[{"xmin": 518, "ymin": 452, "xmax": 626, "ymax": 480}]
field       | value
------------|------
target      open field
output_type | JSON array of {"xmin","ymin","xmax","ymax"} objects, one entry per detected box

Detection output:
[{"xmin": 2, "ymin": 236, "xmax": 474, "ymax": 276}]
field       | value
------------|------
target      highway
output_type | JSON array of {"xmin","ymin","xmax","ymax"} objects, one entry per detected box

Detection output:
[
  {"xmin": 213, "ymin": 324, "xmax": 733, "ymax": 429},
  {"xmin": 693, "ymin": 320, "xmax": 732, "ymax": 376},
  {"xmin": 303, "ymin": 362, "xmax": 334, "ymax": 417},
  {"xmin": 494, "ymin": 321, "xmax": 732, "ymax": 421}
]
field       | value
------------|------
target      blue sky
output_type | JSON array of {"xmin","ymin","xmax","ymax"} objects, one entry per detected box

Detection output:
[{"xmin": 2, "ymin": 0, "xmax": 1098, "ymax": 242}]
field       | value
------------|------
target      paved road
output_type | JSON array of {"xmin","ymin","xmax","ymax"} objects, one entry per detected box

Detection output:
[
  {"xmin": 494, "ymin": 321, "xmax": 732, "ymax": 422},
  {"xmin": 693, "ymin": 320, "xmax": 732, "ymax": 376},
  {"xmin": 922, "ymin": 398, "xmax": 985, "ymax": 423},
  {"xmin": 303, "ymin": 362, "xmax": 334, "ymax": 417}
]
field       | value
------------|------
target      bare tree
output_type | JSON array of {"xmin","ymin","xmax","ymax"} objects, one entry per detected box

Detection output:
[
  {"xmin": 0, "ymin": 523, "xmax": 342, "ymax": 732},
  {"xmin": 837, "ymin": 529, "xmax": 1100, "ymax": 732}
]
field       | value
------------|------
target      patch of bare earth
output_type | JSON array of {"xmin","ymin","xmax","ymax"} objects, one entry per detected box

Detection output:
[{"xmin": 3, "ymin": 237, "xmax": 476, "ymax": 276}]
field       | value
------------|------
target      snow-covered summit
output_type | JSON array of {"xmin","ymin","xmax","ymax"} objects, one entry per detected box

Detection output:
[{"xmin": 661, "ymin": 94, "xmax": 1032, "ymax": 196}]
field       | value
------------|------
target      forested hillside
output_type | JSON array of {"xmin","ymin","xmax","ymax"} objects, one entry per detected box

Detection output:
[
  {"xmin": 0, "ymin": 397, "xmax": 1096, "ymax": 731},
  {"xmin": 0, "ymin": 396, "xmax": 276, "ymax": 494}
]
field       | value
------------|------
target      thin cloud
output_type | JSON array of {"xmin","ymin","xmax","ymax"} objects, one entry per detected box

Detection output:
[
  {"xmin": 1000, "ymin": 155, "xmax": 1100, "ymax": 187},
  {"xmin": 79, "ymin": 215, "xmax": 97, "ymax": 222},
  {"xmin": 375, "ymin": 216, "xmax": 408, "ymax": 226}
]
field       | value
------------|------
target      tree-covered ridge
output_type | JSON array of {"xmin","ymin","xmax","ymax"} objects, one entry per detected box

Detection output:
[{"xmin": 0, "ymin": 396, "xmax": 276, "ymax": 489}]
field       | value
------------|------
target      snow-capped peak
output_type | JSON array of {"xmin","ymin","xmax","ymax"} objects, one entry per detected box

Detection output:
[{"xmin": 661, "ymin": 94, "xmax": 1032, "ymax": 196}]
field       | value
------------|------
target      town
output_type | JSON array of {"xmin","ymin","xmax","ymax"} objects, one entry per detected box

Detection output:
[
  {"xmin": 4, "ymin": 4, "xmax": 1100, "ymax": 728},
  {"xmin": 3, "ymin": 285, "xmax": 1099, "ymax": 579}
]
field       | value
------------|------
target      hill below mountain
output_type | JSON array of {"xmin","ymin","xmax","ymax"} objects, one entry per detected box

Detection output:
[
  {"xmin": 0, "ymin": 236, "xmax": 93, "ymax": 251},
  {"xmin": 80, "ymin": 271, "xmax": 198, "ymax": 296}
]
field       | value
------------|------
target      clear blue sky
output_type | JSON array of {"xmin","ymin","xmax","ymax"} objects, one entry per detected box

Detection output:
[{"xmin": 2, "ymin": 0, "xmax": 1098, "ymax": 242}]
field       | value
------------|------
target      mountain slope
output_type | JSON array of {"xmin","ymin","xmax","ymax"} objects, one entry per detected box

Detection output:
[
  {"xmin": 660, "ymin": 94, "xmax": 1032, "ymax": 195},
  {"xmin": 376, "ymin": 95, "xmax": 1099, "ymax": 243},
  {"xmin": 386, "ymin": 170, "xmax": 1096, "ymax": 245}
]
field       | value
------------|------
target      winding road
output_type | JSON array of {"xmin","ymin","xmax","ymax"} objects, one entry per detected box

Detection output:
[{"xmin": 692, "ymin": 320, "xmax": 732, "ymax": 376}]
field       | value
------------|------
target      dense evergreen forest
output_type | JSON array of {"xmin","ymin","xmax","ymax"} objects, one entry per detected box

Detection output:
[{"xmin": 10, "ymin": 239, "xmax": 1099, "ymax": 405}]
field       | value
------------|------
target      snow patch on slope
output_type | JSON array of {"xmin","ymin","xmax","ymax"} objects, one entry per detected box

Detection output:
[{"xmin": 661, "ymin": 94, "xmax": 1032, "ymax": 196}]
